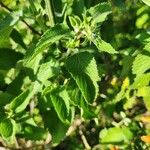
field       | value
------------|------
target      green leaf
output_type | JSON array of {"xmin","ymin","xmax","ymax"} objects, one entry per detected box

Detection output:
[
  {"xmin": 66, "ymin": 51, "xmax": 99, "ymax": 103},
  {"xmin": 37, "ymin": 59, "xmax": 60, "ymax": 83},
  {"xmin": 132, "ymin": 54, "xmax": 150, "ymax": 75},
  {"xmin": 0, "ymin": 92, "xmax": 14, "ymax": 106},
  {"xmin": 137, "ymin": 86, "xmax": 150, "ymax": 110},
  {"xmin": 121, "ymin": 56, "xmax": 135, "ymax": 77},
  {"xmin": 142, "ymin": 0, "xmax": 150, "ymax": 6},
  {"xmin": 80, "ymin": 99, "xmax": 96, "ymax": 119},
  {"xmin": 21, "ymin": 124, "xmax": 47, "ymax": 140},
  {"xmin": 88, "ymin": 2, "xmax": 111, "ymax": 24},
  {"xmin": 131, "ymin": 73, "xmax": 150, "ymax": 89},
  {"xmin": 0, "ymin": 119, "xmax": 16, "ymax": 138},
  {"xmin": 143, "ymin": 96, "xmax": 150, "ymax": 111},
  {"xmin": 25, "ymin": 52, "xmax": 42, "ymax": 74},
  {"xmin": 5, "ymin": 90, "xmax": 31, "ymax": 114},
  {"xmin": 42, "ymin": 109, "xmax": 69, "ymax": 144},
  {"xmin": 100, "ymin": 126, "xmax": 133, "ymax": 144},
  {"xmin": 123, "ymin": 97, "xmax": 136, "ymax": 110},
  {"xmin": 0, "ymin": 48, "xmax": 23, "ymax": 70},
  {"xmin": 144, "ymin": 42, "xmax": 150, "ymax": 52},
  {"xmin": 0, "ymin": 108, "xmax": 7, "ymax": 122},
  {"xmin": 67, "ymin": 79, "xmax": 82, "ymax": 106},
  {"xmin": 50, "ymin": 87, "xmax": 70, "ymax": 123},
  {"xmin": 93, "ymin": 37, "xmax": 117, "ymax": 54},
  {"xmin": 10, "ymin": 29, "xmax": 27, "ymax": 49},
  {"xmin": 69, "ymin": 16, "xmax": 82, "ymax": 29},
  {"xmin": 24, "ymin": 24, "xmax": 71, "ymax": 64},
  {"xmin": 0, "ymin": 14, "xmax": 19, "ymax": 47},
  {"xmin": 137, "ymin": 86, "xmax": 150, "ymax": 97}
]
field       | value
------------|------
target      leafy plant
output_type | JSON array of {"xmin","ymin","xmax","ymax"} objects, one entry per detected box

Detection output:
[{"xmin": 0, "ymin": 0, "xmax": 150, "ymax": 149}]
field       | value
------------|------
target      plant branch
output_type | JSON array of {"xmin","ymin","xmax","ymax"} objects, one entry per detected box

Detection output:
[
  {"xmin": 79, "ymin": 129, "xmax": 91, "ymax": 150},
  {"xmin": 0, "ymin": 1, "xmax": 41, "ymax": 36}
]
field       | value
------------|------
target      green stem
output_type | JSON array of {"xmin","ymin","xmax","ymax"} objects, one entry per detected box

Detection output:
[{"xmin": 44, "ymin": 0, "xmax": 55, "ymax": 26}]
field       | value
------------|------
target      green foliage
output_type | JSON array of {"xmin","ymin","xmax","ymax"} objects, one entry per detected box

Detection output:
[
  {"xmin": 66, "ymin": 51, "xmax": 99, "ymax": 103},
  {"xmin": 0, "ymin": 13, "xmax": 20, "ymax": 47},
  {"xmin": 5, "ymin": 90, "xmax": 30, "ymax": 114},
  {"xmin": 100, "ymin": 126, "xmax": 133, "ymax": 144},
  {"xmin": 0, "ymin": 0, "xmax": 150, "ymax": 149},
  {"xmin": 0, "ymin": 119, "xmax": 15, "ymax": 139},
  {"xmin": 24, "ymin": 23, "xmax": 71, "ymax": 64},
  {"xmin": 87, "ymin": 2, "xmax": 112, "ymax": 24},
  {"xmin": 142, "ymin": 0, "xmax": 150, "ymax": 6}
]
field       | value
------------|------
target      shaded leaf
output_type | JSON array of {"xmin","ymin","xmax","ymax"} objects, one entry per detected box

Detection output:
[
  {"xmin": 132, "ymin": 54, "xmax": 150, "ymax": 75},
  {"xmin": 66, "ymin": 51, "xmax": 99, "ymax": 103},
  {"xmin": 0, "ymin": 48, "xmax": 23, "ymax": 70},
  {"xmin": 10, "ymin": 29, "xmax": 27, "ymax": 49},
  {"xmin": 50, "ymin": 87, "xmax": 70, "ymax": 123},
  {"xmin": 0, "ymin": 119, "xmax": 16, "ymax": 138},
  {"xmin": 88, "ymin": 2, "xmax": 111, "ymax": 24},
  {"xmin": 42, "ymin": 109, "xmax": 69, "ymax": 144},
  {"xmin": 21, "ymin": 124, "xmax": 47, "ymax": 140}
]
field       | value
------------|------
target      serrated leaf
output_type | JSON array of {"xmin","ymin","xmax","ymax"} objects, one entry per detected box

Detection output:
[
  {"xmin": 100, "ymin": 126, "xmax": 133, "ymax": 144},
  {"xmin": 93, "ymin": 37, "xmax": 117, "ymax": 54},
  {"xmin": 66, "ymin": 51, "xmax": 99, "ymax": 103},
  {"xmin": 24, "ymin": 24, "xmax": 71, "ymax": 64},
  {"xmin": 37, "ymin": 59, "xmax": 60, "ymax": 83},
  {"xmin": 131, "ymin": 73, "xmax": 150, "ymax": 89},
  {"xmin": 50, "ymin": 87, "xmax": 70, "ymax": 123},
  {"xmin": 88, "ymin": 2, "xmax": 111, "ymax": 24},
  {"xmin": 142, "ymin": 0, "xmax": 150, "ymax": 6},
  {"xmin": 132, "ymin": 54, "xmax": 150, "ymax": 75},
  {"xmin": 67, "ymin": 79, "xmax": 82, "ymax": 106},
  {"xmin": 5, "ymin": 90, "xmax": 31, "ymax": 113},
  {"xmin": 0, "ymin": 119, "xmax": 16, "ymax": 138}
]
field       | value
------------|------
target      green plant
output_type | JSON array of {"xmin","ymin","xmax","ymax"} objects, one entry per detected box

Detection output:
[{"xmin": 0, "ymin": 0, "xmax": 150, "ymax": 149}]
